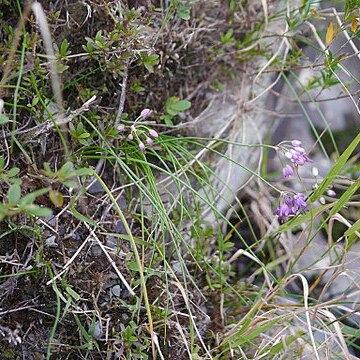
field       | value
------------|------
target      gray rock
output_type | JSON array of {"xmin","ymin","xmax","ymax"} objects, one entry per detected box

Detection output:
[
  {"xmin": 106, "ymin": 236, "xmax": 117, "ymax": 250},
  {"xmin": 91, "ymin": 245, "xmax": 102, "ymax": 257},
  {"xmin": 45, "ymin": 235, "xmax": 57, "ymax": 247},
  {"xmin": 111, "ymin": 285, "xmax": 122, "ymax": 297},
  {"xmin": 88, "ymin": 180, "xmax": 105, "ymax": 194},
  {"xmin": 92, "ymin": 320, "xmax": 103, "ymax": 340}
]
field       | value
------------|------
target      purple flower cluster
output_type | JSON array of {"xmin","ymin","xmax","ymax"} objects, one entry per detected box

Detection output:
[
  {"xmin": 279, "ymin": 140, "xmax": 311, "ymax": 179},
  {"xmin": 274, "ymin": 139, "xmax": 312, "ymax": 223},
  {"xmin": 275, "ymin": 192, "xmax": 308, "ymax": 223},
  {"xmin": 117, "ymin": 109, "xmax": 159, "ymax": 153}
]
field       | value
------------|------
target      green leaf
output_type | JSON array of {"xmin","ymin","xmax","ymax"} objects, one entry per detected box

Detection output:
[
  {"xmin": 63, "ymin": 180, "xmax": 78, "ymax": 188},
  {"xmin": 60, "ymin": 161, "xmax": 74, "ymax": 174},
  {"xmin": 75, "ymin": 167, "xmax": 93, "ymax": 176},
  {"xmin": 165, "ymin": 97, "xmax": 191, "ymax": 115},
  {"xmin": 78, "ymin": 132, "xmax": 90, "ymax": 139},
  {"xmin": 171, "ymin": 99, "xmax": 191, "ymax": 112},
  {"xmin": 161, "ymin": 114, "xmax": 173, "ymax": 126},
  {"xmin": 66, "ymin": 286, "xmax": 81, "ymax": 301},
  {"xmin": 60, "ymin": 38, "xmax": 69, "ymax": 57},
  {"xmin": 19, "ymin": 188, "xmax": 50, "ymax": 207},
  {"xmin": 0, "ymin": 114, "xmax": 9, "ymax": 125},
  {"xmin": 126, "ymin": 261, "xmax": 140, "ymax": 272},
  {"xmin": 70, "ymin": 206, "xmax": 98, "ymax": 227},
  {"xmin": 26, "ymin": 205, "xmax": 53, "ymax": 217},
  {"xmin": 329, "ymin": 177, "xmax": 360, "ymax": 217},
  {"xmin": 7, "ymin": 167, "xmax": 19, "ymax": 177},
  {"xmin": 230, "ymin": 321, "xmax": 277, "ymax": 347},
  {"xmin": 345, "ymin": 217, "xmax": 360, "ymax": 238},
  {"xmin": 7, "ymin": 184, "xmax": 21, "ymax": 206},
  {"xmin": 311, "ymin": 130, "xmax": 360, "ymax": 202},
  {"xmin": 0, "ymin": 157, "xmax": 4, "ymax": 169}
]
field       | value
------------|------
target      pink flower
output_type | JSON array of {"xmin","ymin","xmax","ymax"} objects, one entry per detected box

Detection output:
[
  {"xmin": 149, "ymin": 129, "xmax": 158, "ymax": 138},
  {"xmin": 146, "ymin": 137, "xmax": 154, "ymax": 147},
  {"xmin": 117, "ymin": 124, "xmax": 126, "ymax": 132},
  {"xmin": 139, "ymin": 142, "xmax": 146, "ymax": 152},
  {"xmin": 127, "ymin": 133, "xmax": 134, "ymax": 141},
  {"xmin": 140, "ymin": 108, "xmax": 152, "ymax": 118}
]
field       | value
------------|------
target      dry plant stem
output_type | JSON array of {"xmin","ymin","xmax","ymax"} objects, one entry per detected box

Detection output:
[
  {"xmin": 46, "ymin": 218, "xmax": 134, "ymax": 296},
  {"xmin": 83, "ymin": 223, "xmax": 135, "ymax": 296},
  {"xmin": 115, "ymin": 63, "xmax": 129, "ymax": 126},
  {"xmin": 0, "ymin": 4, "xmax": 31, "ymax": 88},
  {"xmin": 31, "ymin": 3, "xmax": 63, "ymax": 111},
  {"xmin": 1, "ymin": 95, "xmax": 97, "ymax": 139},
  {"xmin": 46, "ymin": 233, "xmax": 93, "ymax": 285},
  {"xmin": 170, "ymin": 280, "xmax": 213, "ymax": 360},
  {"xmin": 333, "ymin": 8, "xmax": 360, "ymax": 62},
  {"xmin": 287, "ymin": 273, "xmax": 320, "ymax": 360},
  {"xmin": 92, "ymin": 172, "xmax": 156, "ymax": 359},
  {"xmin": 31, "ymin": 3, "xmax": 70, "ymax": 156}
]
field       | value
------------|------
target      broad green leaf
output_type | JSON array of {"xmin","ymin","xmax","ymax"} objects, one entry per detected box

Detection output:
[
  {"xmin": 7, "ymin": 184, "xmax": 21, "ymax": 205},
  {"xmin": 7, "ymin": 167, "xmax": 20, "ymax": 177},
  {"xmin": 63, "ymin": 180, "xmax": 78, "ymax": 188},
  {"xmin": 26, "ymin": 205, "xmax": 53, "ymax": 217},
  {"xmin": 0, "ymin": 114, "xmax": 9, "ymax": 125},
  {"xmin": 78, "ymin": 132, "xmax": 90, "ymax": 139},
  {"xmin": 75, "ymin": 167, "xmax": 93, "ymax": 176},
  {"xmin": 60, "ymin": 161, "xmax": 74, "ymax": 173},
  {"xmin": 19, "ymin": 188, "xmax": 50, "ymax": 207}
]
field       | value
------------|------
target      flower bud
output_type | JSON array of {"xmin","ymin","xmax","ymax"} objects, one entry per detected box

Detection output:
[
  {"xmin": 327, "ymin": 189, "xmax": 336, "ymax": 197},
  {"xmin": 291, "ymin": 140, "xmax": 302, "ymax": 147},
  {"xmin": 146, "ymin": 137, "xmax": 154, "ymax": 147},
  {"xmin": 117, "ymin": 124, "xmax": 126, "ymax": 132},
  {"xmin": 312, "ymin": 167, "xmax": 319, "ymax": 177},
  {"xmin": 139, "ymin": 142, "xmax": 146, "ymax": 152},
  {"xmin": 149, "ymin": 129, "xmax": 159, "ymax": 138},
  {"xmin": 140, "ymin": 108, "xmax": 152, "ymax": 118}
]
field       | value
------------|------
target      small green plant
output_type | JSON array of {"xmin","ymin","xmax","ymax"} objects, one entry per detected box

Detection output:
[
  {"xmin": 160, "ymin": 96, "xmax": 191, "ymax": 125},
  {"xmin": 139, "ymin": 52, "xmax": 159, "ymax": 73},
  {"xmin": 0, "ymin": 185, "xmax": 52, "ymax": 221},
  {"xmin": 172, "ymin": 0, "xmax": 199, "ymax": 20},
  {"xmin": 69, "ymin": 122, "xmax": 92, "ymax": 146},
  {"xmin": 42, "ymin": 161, "xmax": 91, "ymax": 188}
]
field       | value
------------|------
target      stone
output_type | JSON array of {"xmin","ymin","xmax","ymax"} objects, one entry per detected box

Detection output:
[{"xmin": 111, "ymin": 285, "xmax": 122, "ymax": 297}]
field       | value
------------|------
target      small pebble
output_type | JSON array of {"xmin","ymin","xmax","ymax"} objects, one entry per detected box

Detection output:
[
  {"xmin": 92, "ymin": 321, "xmax": 103, "ymax": 340},
  {"xmin": 91, "ymin": 245, "xmax": 102, "ymax": 257},
  {"xmin": 111, "ymin": 285, "xmax": 122, "ymax": 297},
  {"xmin": 44, "ymin": 215, "xmax": 57, "ymax": 227},
  {"xmin": 88, "ymin": 180, "xmax": 105, "ymax": 194},
  {"xmin": 45, "ymin": 235, "xmax": 57, "ymax": 247},
  {"xmin": 106, "ymin": 236, "xmax": 117, "ymax": 250},
  {"xmin": 115, "ymin": 221, "xmax": 124, "ymax": 233}
]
